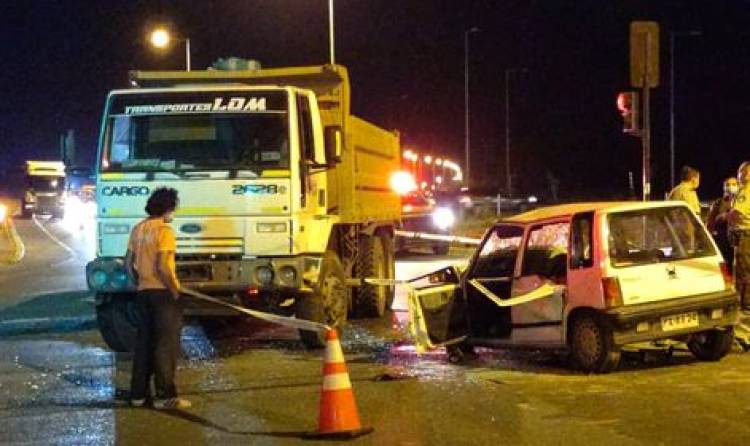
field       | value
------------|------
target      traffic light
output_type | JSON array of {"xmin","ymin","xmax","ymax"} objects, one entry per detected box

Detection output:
[{"xmin": 617, "ymin": 91, "xmax": 640, "ymax": 134}]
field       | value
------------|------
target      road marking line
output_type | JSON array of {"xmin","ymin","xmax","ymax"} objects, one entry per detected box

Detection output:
[{"xmin": 32, "ymin": 215, "xmax": 77, "ymax": 257}]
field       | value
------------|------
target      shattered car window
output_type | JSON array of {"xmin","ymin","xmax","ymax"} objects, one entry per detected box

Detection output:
[{"xmin": 473, "ymin": 225, "xmax": 524, "ymax": 278}]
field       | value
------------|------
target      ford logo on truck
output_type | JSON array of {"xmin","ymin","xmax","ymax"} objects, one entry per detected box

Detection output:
[{"xmin": 102, "ymin": 186, "xmax": 151, "ymax": 197}]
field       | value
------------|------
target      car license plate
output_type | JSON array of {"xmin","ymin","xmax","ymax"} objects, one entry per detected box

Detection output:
[{"xmin": 661, "ymin": 312, "xmax": 699, "ymax": 332}]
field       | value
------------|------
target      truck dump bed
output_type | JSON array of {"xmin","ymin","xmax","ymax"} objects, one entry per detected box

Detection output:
[{"xmin": 130, "ymin": 64, "xmax": 401, "ymax": 224}]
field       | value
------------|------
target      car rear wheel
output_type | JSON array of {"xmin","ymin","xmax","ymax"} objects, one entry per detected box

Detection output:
[
  {"xmin": 569, "ymin": 313, "xmax": 621, "ymax": 373},
  {"xmin": 688, "ymin": 327, "xmax": 734, "ymax": 361}
]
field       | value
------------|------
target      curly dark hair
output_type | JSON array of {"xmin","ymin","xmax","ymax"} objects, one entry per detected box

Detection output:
[{"xmin": 145, "ymin": 187, "xmax": 179, "ymax": 217}]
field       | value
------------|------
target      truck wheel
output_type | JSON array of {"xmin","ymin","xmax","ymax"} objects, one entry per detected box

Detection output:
[
  {"xmin": 353, "ymin": 232, "xmax": 394, "ymax": 318},
  {"xmin": 688, "ymin": 327, "xmax": 734, "ymax": 361},
  {"xmin": 96, "ymin": 294, "xmax": 140, "ymax": 353},
  {"xmin": 569, "ymin": 313, "xmax": 621, "ymax": 373},
  {"xmin": 297, "ymin": 252, "xmax": 349, "ymax": 349}
]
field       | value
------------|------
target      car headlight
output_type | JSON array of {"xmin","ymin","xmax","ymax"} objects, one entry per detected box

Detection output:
[
  {"xmin": 255, "ymin": 266, "xmax": 274, "ymax": 285},
  {"xmin": 432, "ymin": 207, "xmax": 456, "ymax": 231},
  {"xmin": 278, "ymin": 266, "xmax": 297, "ymax": 286},
  {"xmin": 257, "ymin": 222, "xmax": 288, "ymax": 233},
  {"xmin": 0, "ymin": 204, "xmax": 6, "ymax": 223},
  {"xmin": 89, "ymin": 269, "xmax": 109, "ymax": 290}
]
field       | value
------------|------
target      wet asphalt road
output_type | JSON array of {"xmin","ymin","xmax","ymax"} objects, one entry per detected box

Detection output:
[{"xmin": 3, "ymin": 214, "xmax": 750, "ymax": 444}]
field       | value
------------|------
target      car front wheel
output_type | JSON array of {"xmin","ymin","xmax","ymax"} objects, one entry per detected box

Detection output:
[{"xmin": 569, "ymin": 313, "xmax": 621, "ymax": 373}]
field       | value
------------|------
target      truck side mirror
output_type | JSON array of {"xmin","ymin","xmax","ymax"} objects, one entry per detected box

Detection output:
[{"xmin": 324, "ymin": 125, "xmax": 343, "ymax": 164}]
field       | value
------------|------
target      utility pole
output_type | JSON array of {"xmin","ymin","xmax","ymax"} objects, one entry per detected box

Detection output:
[
  {"xmin": 669, "ymin": 30, "xmax": 701, "ymax": 188},
  {"xmin": 464, "ymin": 27, "xmax": 479, "ymax": 189},
  {"xmin": 504, "ymin": 68, "xmax": 527, "ymax": 198},
  {"xmin": 328, "ymin": 0, "xmax": 335, "ymax": 64}
]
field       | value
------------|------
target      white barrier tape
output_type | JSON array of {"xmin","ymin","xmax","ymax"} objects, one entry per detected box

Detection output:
[
  {"xmin": 468, "ymin": 279, "xmax": 560, "ymax": 307},
  {"xmin": 394, "ymin": 230, "xmax": 481, "ymax": 246},
  {"xmin": 181, "ymin": 288, "xmax": 330, "ymax": 333}
]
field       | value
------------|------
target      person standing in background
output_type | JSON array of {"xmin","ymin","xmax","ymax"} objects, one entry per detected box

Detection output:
[
  {"xmin": 668, "ymin": 166, "xmax": 702, "ymax": 216},
  {"xmin": 707, "ymin": 177, "xmax": 739, "ymax": 273}
]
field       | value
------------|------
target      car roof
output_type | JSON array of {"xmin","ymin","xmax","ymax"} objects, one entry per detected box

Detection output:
[{"xmin": 501, "ymin": 201, "xmax": 691, "ymax": 224}]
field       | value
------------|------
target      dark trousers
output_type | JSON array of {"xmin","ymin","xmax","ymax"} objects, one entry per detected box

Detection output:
[
  {"xmin": 131, "ymin": 289, "xmax": 183, "ymax": 400},
  {"xmin": 736, "ymin": 236, "xmax": 750, "ymax": 310}
]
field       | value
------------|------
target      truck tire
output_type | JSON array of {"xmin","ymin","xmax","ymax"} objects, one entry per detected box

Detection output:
[
  {"xmin": 96, "ymin": 294, "xmax": 140, "ymax": 353},
  {"xmin": 688, "ymin": 327, "xmax": 734, "ymax": 361},
  {"xmin": 354, "ymin": 232, "xmax": 394, "ymax": 318},
  {"xmin": 297, "ymin": 252, "xmax": 349, "ymax": 349},
  {"xmin": 569, "ymin": 313, "xmax": 621, "ymax": 373}
]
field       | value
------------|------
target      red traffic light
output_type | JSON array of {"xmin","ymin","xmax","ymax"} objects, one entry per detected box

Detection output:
[{"xmin": 616, "ymin": 91, "xmax": 640, "ymax": 134}]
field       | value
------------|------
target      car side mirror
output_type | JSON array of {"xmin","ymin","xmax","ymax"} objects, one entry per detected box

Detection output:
[{"xmin": 324, "ymin": 125, "xmax": 343, "ymax": 164}]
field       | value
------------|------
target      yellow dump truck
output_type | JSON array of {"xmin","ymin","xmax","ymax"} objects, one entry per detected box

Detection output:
[{"xmin": 87, "ymin": 64, "xmax": 402, "ymax": 349}]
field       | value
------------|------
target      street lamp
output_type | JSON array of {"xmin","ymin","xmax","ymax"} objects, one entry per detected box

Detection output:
[
  {"xmin": 504, "ymin": 67, "xmax": 528, "ymax": 198},
  {"xmin": 669, "ymin": 30, "xmax": 701, "ymax": 187},
  {"xmin": 328, "ymin": 0, "xmax": 335, "ymax": 64},
  {"xmin": 464, "ymin": 27, "xmax": 479, "ymax": 189},
  {"xmin": 149, "ymin": 27, "xmax": 191, "ymax": 71}
]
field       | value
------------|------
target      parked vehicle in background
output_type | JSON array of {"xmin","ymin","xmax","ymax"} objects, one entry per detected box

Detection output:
[{"xmin": 408, "ymin": 201, "xmax": 739, "ymax": 373}]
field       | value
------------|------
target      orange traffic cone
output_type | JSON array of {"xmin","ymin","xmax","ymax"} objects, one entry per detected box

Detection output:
[{"xmin": 305, "ymin": 329, "xmax": 373, "ymax": 439}]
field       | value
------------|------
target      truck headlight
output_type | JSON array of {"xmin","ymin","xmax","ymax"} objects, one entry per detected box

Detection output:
[
  {"xmin": 89, "ymin": 269, "xmax": 109, "ymax": 290},
  {"xmin": 110, "ymin": 269, "xmax": 129, "ymax": 289},
  {"xmin": 432, "ymin": 207, "xmax": 456, "ymax": 231},
  {"xmin": 257, "ymin": 222, "xmax": 287, "ymax": 233},
  {"xmin": 102, "ymin": 224, "xmax": 131, "ymax": 235},
  {"xmin": 279, "ymin": 266, "xmax": 297, "ymax": 286},
  {"xmin": 255, "ymin": 266, "xmax": 274, "ymax": 285}
]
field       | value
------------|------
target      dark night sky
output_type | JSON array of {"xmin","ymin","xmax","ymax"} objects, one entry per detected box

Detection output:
[{"xmin": 1, "ymin": 1, "xmax": 750, "ymax": 201}]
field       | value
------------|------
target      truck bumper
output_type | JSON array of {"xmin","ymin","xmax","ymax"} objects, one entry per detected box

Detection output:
[
  {"xmin": 603, "ymin": 290, "xmax": 739, "ymax": 345},
  {"xmin": 88, "ymin": 255, "xmax": 322, "ymax": 317}
]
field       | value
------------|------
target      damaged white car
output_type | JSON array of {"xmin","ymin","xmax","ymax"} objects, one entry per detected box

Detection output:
[{"xmin": 407, "ymin": 202, "xmax": 739, "ymax": 373}]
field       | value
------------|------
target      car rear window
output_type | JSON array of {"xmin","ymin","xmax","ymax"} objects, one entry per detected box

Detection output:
[{"xmin": 607, "ymin": 206, "xmax": 716, "ymax": 267}]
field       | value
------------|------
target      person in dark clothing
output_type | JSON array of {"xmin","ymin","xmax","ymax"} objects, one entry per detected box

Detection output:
[
  {"xmin": 125, "ymin": 187, "xmax": 190, "ymax": 409},
  {"xmin": 707, "ymin": 177, "xmax": 738, "ymax": 274}
]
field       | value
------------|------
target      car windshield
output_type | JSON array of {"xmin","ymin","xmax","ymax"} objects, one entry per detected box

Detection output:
[
  {"xmin": 101, "ymin": 91, "xmax": 289, "ymax": 174},
  {"xmin": 607, "ymin": 206, "xmax": 715, "ymax": 267}
]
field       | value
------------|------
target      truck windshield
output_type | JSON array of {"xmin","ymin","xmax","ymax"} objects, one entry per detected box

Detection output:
[
  {"xmin": 101, "ymin": 91, "xmax": 289, "ymax": 173},
  {"xmin": 28, "ymin": 176, "xmax": 64, "ymax": 192},
  {"xmin": 608, "ymin": 206, "xmax": 715, "ymax": 267}
]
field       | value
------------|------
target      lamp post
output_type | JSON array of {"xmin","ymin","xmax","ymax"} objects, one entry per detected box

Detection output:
[
  {"xmin": 150, "ymin": 28, "xmax": 191, "ymax": 71},
  {"xmin": 669, "ymin": 30, "xmax": 701, "ymax": 187},
  {"xmin": 328, "ymin": 0, "xmax": 335, "ymax": 64},
  {"xmin": 504, "ymin": 67, "xmax": 527, "ymax": 198},
  {"xmin": 464, "ymin": 27, "xmax": 479, "ymax": 190}
]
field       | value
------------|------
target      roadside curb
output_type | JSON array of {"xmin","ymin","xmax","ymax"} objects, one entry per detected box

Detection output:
[{"xmin": 0, "ymin": 316, "xmax": 96, "ymax": 337}]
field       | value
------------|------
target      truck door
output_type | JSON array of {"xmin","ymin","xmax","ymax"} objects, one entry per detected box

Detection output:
[
  {"xmin": 406, "ymin": 266, "xmax": 468, "ymax": 351},
  {"xmin": 509, "ymin": 220, "xmax": 569, "ymax": 344}
]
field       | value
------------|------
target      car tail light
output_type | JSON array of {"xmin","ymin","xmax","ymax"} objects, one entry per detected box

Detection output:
[
  {"xmin": 602, "ymin": 277, "xmax": 623, "ymax": 308},
  {"xmin": 719, "ymin": 262, "xmax": 734, "ymax": 290}
]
